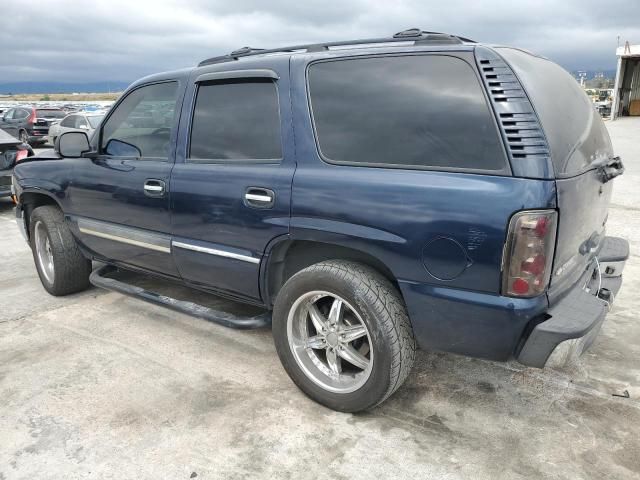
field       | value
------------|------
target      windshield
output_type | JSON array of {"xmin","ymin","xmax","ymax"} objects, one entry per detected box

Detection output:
[
  {"xmin": 87, "ymin": 115, "xmax": 104, "ymax": 128},
  {"xmin": 36, "ymin": 109, "xmax": 66, "ymax": 119}
]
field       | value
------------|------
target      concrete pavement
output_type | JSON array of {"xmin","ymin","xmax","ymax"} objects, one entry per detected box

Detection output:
[{"xmin": 1, "ymin": 119, "xmax": 639, "ymax": 479}]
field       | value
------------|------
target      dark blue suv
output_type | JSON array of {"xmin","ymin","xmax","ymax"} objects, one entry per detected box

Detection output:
[{"xmin": 12, "ymin": 29, "xmax": 628, "ymax": 412}]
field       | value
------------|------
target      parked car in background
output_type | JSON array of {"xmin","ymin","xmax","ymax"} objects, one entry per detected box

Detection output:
[
  {"xmin": 0, "ymin": 129, "xmax": 33, "ymax": 198},
  {"xmin": 48, "ymin": 112, "xmax": 104, "ymax": 145},
  {"xmin": 0, "ymin": 107, "xmax": 66, "ymax": 145}
]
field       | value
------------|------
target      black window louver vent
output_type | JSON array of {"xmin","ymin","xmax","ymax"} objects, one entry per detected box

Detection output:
[{"xmin": 474, "ymin": 46, "xmax": 552, "ymax": 178}]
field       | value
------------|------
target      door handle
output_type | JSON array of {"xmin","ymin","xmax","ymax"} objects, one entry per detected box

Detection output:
[
  {"xmin": 244, "ymin": 187, "xmax": 275, "ymax": 209},
  {"xmin": 144, "ymin": 179, "xmax": 165, "ymax": 197}
]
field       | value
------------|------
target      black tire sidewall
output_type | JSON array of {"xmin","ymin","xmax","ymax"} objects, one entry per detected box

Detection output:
[
  {"xmin": 29, "ymin": 206, "xmax": 90, "ymax": 296},
  {"xmin": 273, "ymin": 266, "xmax": 394, "ymax": 412},
  {"xmin": 29, "ymin": 210, "xmax": 57, "ymax": 293}
]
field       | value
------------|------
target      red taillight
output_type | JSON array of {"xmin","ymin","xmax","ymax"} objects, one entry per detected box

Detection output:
[
  {"xmin": 27, "ymin": 109, "xmax": 36, "ymax": 124},
  {"xmin": 502, "ymin": 210, "xmax": 557, "ymax": 297},
  {"xmin": 15, "ymin": 149, "xmax": 29, "ymax": 163}
]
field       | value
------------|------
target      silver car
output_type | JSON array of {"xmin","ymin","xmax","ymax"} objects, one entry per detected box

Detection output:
[{"xmin": 47, "ymin": 112, "xmax": 104, "ymax": 145}]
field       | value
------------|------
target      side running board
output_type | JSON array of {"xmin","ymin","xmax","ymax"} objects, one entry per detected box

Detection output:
[{"xmin": 89, "ymin": 264, "xmax": 271, "ymax": 329}]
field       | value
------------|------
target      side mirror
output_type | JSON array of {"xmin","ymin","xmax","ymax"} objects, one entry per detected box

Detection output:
[{"xmin": 56, "ymin": 131, "xmax": 90, "ymax": 158}]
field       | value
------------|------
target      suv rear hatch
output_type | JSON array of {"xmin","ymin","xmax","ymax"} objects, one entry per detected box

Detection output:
[
  {"xmin": 33, "ymin": 108, "xmax": 66, "ymax": 135},
  {"xmin": 497, "ymin": 48, "xmax": 623, "ymax": 302}
]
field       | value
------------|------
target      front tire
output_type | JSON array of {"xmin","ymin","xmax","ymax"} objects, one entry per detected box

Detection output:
[
  {"xmin": 29, "ymin": 205, "xmax": 91, "ymax": 296},
  {"xmin": 272, "ymin": 260, "xmax": 416, "ymax": 412}
]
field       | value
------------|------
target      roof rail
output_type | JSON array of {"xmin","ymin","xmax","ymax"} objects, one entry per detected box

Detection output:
[{"xmin": 198, "ymin": 28, "xmax": 475, "ymax": 67}]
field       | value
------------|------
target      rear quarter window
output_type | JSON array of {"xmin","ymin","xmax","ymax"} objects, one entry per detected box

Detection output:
[{"xmin": 307, "ymin": 55, "xmax": 507, "ymax": 172}]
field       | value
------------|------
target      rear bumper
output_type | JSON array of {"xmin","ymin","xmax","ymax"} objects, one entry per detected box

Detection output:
[
  {"xmin": 517, "ymin": 236, "xmax": 629, "ymax": 368},
  {"xmin": 400, "ymin": 235, "xmax": 628, "ymax": 365},
  {"xmin": 27, "ymin": 135, "xmax": 48, "ymax": 144}
]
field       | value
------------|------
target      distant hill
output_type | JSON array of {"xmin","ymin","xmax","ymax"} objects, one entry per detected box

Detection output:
[{"xmin": 0, "ymin": 81, "xmax": 131, "ymax": 95}]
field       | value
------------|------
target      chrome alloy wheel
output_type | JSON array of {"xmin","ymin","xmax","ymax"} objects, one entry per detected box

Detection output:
[
  {"xmin": 34, "ymin": 220, "xmax": 55, "ymax": 284},
  {"xmin": 287, "ymin": 291, "xmax": 374, "ymax": 393}
]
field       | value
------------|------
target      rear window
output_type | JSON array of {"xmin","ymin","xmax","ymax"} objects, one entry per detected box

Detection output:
[
  {"xmin": 36, "ymin": 109, "xmax": 66, "ymax": 119},
  {"xmin": 497, "ymin": 48, "xmax": 613, "ymax": 176},
  {"xmin": 307, "ymin": 55, "xmax": 506, "ymax": 171}
]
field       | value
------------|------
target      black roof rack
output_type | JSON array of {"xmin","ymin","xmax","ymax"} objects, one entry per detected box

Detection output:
[{"xmin": 198, "ymin": 28, "xmax": 476, "ymax": 67}]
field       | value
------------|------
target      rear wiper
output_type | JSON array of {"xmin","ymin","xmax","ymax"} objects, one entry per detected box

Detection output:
[{"xmin": 595, "ymin": 156, "xmax": 624, "ymax": 183}]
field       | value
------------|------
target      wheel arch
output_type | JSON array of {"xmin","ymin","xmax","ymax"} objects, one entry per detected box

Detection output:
[
  {"xmin": 19, "ymin": 190, "xmax": 62, "ymax": 241},
  {"xmin": 261, "ymin": 238, "xmax": 401, "ymax": 307}
]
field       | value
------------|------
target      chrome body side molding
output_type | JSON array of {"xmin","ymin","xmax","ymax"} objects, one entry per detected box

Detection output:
[
  {"xmin": 75, "ymin": 217, "xmax": 171, "ymax": 253},
  {"xmin": 172, "ymin": 240, "xmax": 260, "ymax": 264}
]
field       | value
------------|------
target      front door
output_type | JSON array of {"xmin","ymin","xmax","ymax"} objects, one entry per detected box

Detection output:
[
  {"xmin": 170, "ymin": 61, "xmax": 295, "ymax": 301},
  {"xmin": 66, "ymin": 80, "xmax": 183, "ymax": 276}
]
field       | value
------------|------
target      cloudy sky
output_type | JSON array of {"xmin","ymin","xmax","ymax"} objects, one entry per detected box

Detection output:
[{"xmin": 1, "ymin": 0, "xmax": 638, "ymax": 84}]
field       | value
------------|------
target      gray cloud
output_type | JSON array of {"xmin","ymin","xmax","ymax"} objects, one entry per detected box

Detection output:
[{"xmin": 1, "ymin": 0, "xmax": 638, "ymax": 84}]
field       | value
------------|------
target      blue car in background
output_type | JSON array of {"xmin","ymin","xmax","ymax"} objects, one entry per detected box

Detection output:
[{"xmin": 11, "ymin": 29, "xmax": 628, "ymax": 412}]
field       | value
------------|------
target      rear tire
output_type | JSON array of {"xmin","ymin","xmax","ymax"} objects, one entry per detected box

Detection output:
[
  {"xmin": 272, "ymin": 260, "xmax": 416, "ymax": 412},
  {"xmin": 19, "ymin": 130, "xmax": 29, "ymax": 145},
  {"xmin": 29, "ymin": 205, "xmax": 91, "ymax": 296}
]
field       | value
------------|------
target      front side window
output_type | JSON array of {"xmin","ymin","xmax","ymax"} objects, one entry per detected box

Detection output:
[
  {"xmin": 308, "ymin": 55, "xmax": 506, "ymax": 171},
  {"xmin": 189, "ymin": 79, "xmax": 282, "ymax": 161},
  {"xmin": 101, "ymin": 81, "xmax": 178, "ymax": 159}
]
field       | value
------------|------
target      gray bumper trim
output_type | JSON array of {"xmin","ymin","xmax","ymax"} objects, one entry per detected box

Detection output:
[{"xmin": 517, "ymin": 236, "xmax": 628, "ymax": 368}]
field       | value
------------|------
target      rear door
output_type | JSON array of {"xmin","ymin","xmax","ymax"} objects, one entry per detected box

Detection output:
[
  {"xmin": 66, "ymin": 80, "xmax": 183, "ymax": 276},
  {"xmin": 170, "ymin": 61, "xmax": 294, "ymax": 301}
]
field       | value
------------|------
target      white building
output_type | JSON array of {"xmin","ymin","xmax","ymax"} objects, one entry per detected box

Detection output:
[{"xmin": 611, "ymin": 42, "xmax": 640, "ymax": 119}]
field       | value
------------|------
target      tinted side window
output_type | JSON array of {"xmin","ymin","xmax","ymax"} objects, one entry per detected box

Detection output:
[
  {"xmin": 308, "ymin": 55, "xmax": 506, "ymax": 170},
  {"xmin": 60, "ymin": 115, "xmax": 76, "ymax": 128},
  {"xmin": 16, "ymin": 109, "xmax": 30, "ymax": 120},
  {"xmin": 101, "ymin": 81, "xmax": 178, "ymax": 159},
  {"xmin": 76, "ymin": 116, "xmax": 89, "ymax": 129},
  {"xmin": 189, "ymin": 80, "xmax": 281, "ymax": 161},
  {"xmin": 2, "ymin": 109, "xmax": 14, "ymax": 120}
]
